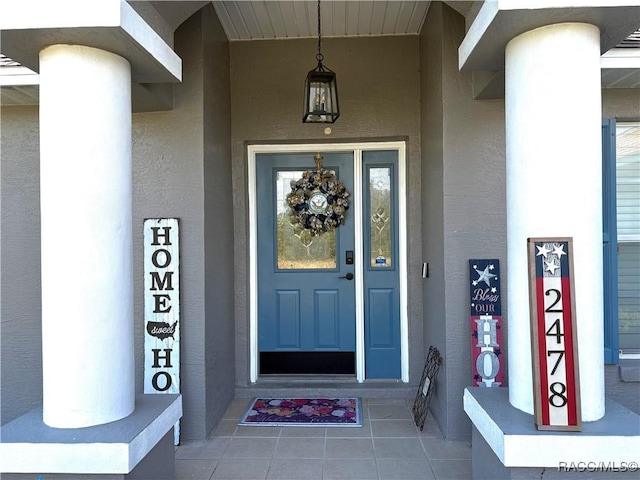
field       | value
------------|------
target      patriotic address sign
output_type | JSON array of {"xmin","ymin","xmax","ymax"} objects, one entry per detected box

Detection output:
[{"xmin": 528, "ymin": 238, "xmax": 581, "ymax": 431}]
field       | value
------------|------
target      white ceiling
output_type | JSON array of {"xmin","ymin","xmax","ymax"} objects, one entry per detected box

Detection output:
[
  {"xmin": 211, "ymin": 1, "xmax": 433, "ymax": 41},
  {"xmin": 146, "ymin": 1, "xmax": 474, "ymax": 42}
]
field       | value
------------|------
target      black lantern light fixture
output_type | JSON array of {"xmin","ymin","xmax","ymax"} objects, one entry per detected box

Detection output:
[{"xmin": 303, "ymin": 0, "xmax": 339, "ymax": 123}]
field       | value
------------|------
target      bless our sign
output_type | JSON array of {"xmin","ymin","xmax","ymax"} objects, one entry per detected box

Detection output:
[
  {"xmin": 469, "ymin": 259, "xmax": 504, "ymax": 388},
  {"xmin": 144, "ymin": 218, "xmax": 180, "ymax": 397}
]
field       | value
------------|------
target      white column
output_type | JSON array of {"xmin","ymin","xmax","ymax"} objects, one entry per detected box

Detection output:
[
  {"xmin": 506, "ymin": 23, "xmax": 605, "ymax": 422},
  {"xmin": 40, "ymin": 45, "xmax": 135, "ymax": 428}
]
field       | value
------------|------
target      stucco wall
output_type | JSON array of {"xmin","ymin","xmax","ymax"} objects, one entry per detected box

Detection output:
[
  {"xmin": 421, "ymin": 3, "xmax": 507, "ymax": 442},
  {"xmin": 602, "ymin": 89, "xmax": 640, "ymax": 120},
  {"xmin": 229, "ymin": 35, "xmax": 424, "ymax": 388},
  {"xmin": 132, "ymin": 16, "xmax": 207, "ymax": 442},
  {"xmin": 201, "ymin": 4, "xmax": 235, "ymax": 436},
  {"xmin": 132, "ymin": 6, "xmax": 234, "ymax": 440},
  {"xmin": 420, "ymin": 0, "xmax": 448, "ymax": 439},
  {"xmin": 1, "ymin": 105, "xmax": 42, "ymax": 423}
]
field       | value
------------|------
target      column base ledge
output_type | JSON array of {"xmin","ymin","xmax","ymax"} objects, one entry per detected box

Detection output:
[
  {"xmin": 464, "ymin": 387, "xmax": 639, "ymax": 468},
  {"xmin": 0, "ymin": 394, "xmax": 182, "ymax": 474}
]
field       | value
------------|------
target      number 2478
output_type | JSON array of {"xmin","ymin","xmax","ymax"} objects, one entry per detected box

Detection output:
[{"xmin": 544, "ymin": 288, "xmax": 568, "ymax": 408}]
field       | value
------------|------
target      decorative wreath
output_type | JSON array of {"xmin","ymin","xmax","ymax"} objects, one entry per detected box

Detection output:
[{"xmin": 286, "ymin": 155, "xmax": 350, "ymax": 236}]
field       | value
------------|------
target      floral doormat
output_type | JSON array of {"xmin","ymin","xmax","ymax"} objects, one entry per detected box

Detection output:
[{"xmin": 239, "ymin": 398, "xmax": 362, "ymax": 427}]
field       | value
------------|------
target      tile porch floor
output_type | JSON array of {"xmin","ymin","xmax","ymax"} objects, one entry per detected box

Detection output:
[{"xmin": 175, "ymin": 397, "xmax": 472, "ymax": 480}]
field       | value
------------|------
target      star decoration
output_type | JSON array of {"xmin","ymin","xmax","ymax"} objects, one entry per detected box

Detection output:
[
  {"xmin": 474, "ymin": 265, "xmax": 497, "ymax": 286},
  {"xmin": 536, "ymin": 244, "xmax": 551, "ymax": 258},
  {"xmin": 490, "ymin": 287, "xmax": 497, "ymax": 293},
  {"xmin": 552, "ymin": 243, "xmax": 566, "ymax": 258},
  {"xmin": 544, "ymin": 259, "xmax": 559, "ymax": 275}
]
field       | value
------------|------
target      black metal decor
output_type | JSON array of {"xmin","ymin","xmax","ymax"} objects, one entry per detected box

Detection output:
[
  {"xmin": 412, "ymin": 346, "xmax": 443, "ymax": 431},
  {"xmin": 303, "ymin": 0, "xmax": 339, "ymax": 123}
]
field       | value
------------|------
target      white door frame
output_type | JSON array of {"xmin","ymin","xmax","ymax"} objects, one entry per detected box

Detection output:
[{"xmin": 248, "ymin": 141, "xmax": 408, "ymax": 383}]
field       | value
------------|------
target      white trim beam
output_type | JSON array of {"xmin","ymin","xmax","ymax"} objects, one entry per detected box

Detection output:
[
  {"xmin": 459, "ymin": 1, "xmax": 640, "ymax": 72},
  {"xmin": 0, "ymin": 0, "xmax": 181, "ymax": 83}
]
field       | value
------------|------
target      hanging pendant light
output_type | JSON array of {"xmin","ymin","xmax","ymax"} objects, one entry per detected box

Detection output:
[{"xmin": 303, "ymin": 0, "xmax": 339, "ymax": 123}]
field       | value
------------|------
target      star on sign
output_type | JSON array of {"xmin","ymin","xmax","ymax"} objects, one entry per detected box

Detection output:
[
  {"xmin": 536, "ymin": 244, "xmax": 551, "ymax": 258},
  {"xmin": 552, "ymin": 244, "xmax": 566, "ymax": 258},
  {"xmin": 544, "ymin": 259, "xmax": 559, "ymax": 275},
  {"xmin": 474, "ymin": 265, "xmax": 497, "ymax": 286}
]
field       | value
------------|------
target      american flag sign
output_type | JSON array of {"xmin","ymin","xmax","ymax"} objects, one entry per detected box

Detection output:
[{"xmin": 528, "ymin": 238, "xmax": 581, "ymax": 431}]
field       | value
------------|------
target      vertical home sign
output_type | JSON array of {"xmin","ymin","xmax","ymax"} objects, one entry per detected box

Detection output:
[
  {"xmin": 528, "ymin": 238, "xmax": 581, "ymax": 431},
  {"xmin": 144, "ymin": 218, "xmax": 180, "ymax": 441},
  {"xmin": 469, "ymin": 259, "xmax": 504, "ymax": 387}
]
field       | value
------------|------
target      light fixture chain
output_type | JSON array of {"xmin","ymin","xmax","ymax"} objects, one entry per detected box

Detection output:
[{"xmin": 316, "ymin": 0, "xmax": 323, "ymax": 63}]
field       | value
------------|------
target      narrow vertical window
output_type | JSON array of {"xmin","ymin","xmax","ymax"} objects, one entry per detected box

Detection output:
[{"xmin": 368, "ymin": 167, "xmax": 392, "ymax": 268}]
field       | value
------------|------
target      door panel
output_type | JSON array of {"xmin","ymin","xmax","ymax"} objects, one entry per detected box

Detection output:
[
  {"xmin": 368, "ymin": 288, "xmax": 395, "ymax": 346},
  {"xmin": 257, "ymin": 152, "xmax": 355, "ymax": 374},
  {"xmin": 363, "ymin": 151, "xmax": 401, "ymax": 378},
  {"xmin": 275, "ymin": 291, "xmax": 300, "ymax": 348},
  {"xmin": 315, "ymin": 289, "xmax": 340, "ymax": 348}
]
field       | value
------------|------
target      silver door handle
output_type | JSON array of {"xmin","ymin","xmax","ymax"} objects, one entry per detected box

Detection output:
[{"xmin": 339, "ymin": 272, "xmax": 354, "ymax": 281}]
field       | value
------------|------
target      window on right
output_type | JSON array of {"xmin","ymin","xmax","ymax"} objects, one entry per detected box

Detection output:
[{"xmin": 615, "ymin": 122, "xmax": 640, "ymax": 357}]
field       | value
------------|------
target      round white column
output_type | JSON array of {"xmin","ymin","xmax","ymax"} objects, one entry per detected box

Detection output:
[
  {"xmin": 40, "ymin": 45, "xmax": 135, "ymax": 428},
  {"xmin": 506, "ymin": 23, "xmax": 605, "ymax": 421}
]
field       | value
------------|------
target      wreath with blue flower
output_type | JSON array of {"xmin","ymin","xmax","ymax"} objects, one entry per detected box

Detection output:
[{"xmin": 286, "ymin": 154, "xmax": 350, "ymax": 236}]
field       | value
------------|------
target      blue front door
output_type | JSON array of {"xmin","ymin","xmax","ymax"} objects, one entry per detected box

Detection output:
[
  {"xmin": 257, "ymin": 152, "xmax": 356, "ymax": 374},
  {"xmin": 255, "ymin": 148, "xmax": 402, "ymax": 378}
]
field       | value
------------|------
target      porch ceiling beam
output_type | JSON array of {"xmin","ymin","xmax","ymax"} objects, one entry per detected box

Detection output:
[
  {"xmin": 459, "ymin": 0, "xmax": 640, "ymax": 72},
  {"xmin": 0, "ymin": 0, "xmax": 181, "ymax": 83}
]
